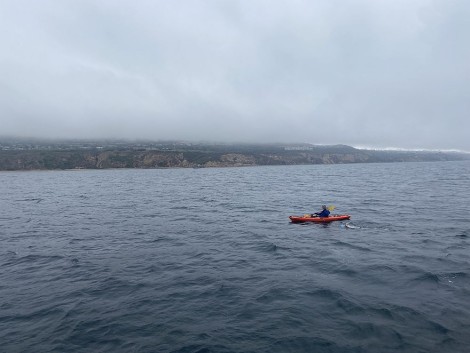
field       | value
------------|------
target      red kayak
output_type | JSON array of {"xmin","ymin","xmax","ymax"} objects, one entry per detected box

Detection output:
[{"xmin": 289, "ymin": 214, "xmax": 351, "ymax": 223}]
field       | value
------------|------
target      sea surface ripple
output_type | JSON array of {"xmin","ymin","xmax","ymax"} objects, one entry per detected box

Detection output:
[{"xmin": 1, "ymin": 161, "xmax": 470, "ymax": 352}]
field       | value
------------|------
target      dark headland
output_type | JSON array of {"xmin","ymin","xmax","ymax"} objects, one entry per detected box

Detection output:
[{"xmin": 0, "ymin": 138, "xmax": 469, "ymax": 171}]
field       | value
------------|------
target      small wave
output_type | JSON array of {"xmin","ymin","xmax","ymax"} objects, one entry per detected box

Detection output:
[
  {"xmin": 256, "ymin": 287, "xmax": 293, "ymax": 304},
  {"xmin": 421, "ymin": 238, "xmax": 441, "ymax": 245},
  {"xmin": 336, "ymin": 297, "xmax": 365, "ymax": 315},
  {"xmin": 2, "ymin": 305, "xmax": 66, "ymax": 324},
  {"xmin": 345, "ymin": 320, "xmax": 404, "ymax": 344},
  {"xmin": 16, "ymin": 198, "xmax": 43, "ymax": 203},
  {"xmin": 257, "ymin": 242, "xmax": 289, "ymax": 253},
  {"xmin": 370, "ymin": 307, "xmax": 395, "ymax": 319},
  {"xmin": 258, "ymin": 219, "xmax": 271, "ymax": 223},
  {"xmin": 335, "ymin": 267, "xmax": 358, "ymax": 277},
  {"xmin": 306, "ymin": 288, "xmax": 342, "ymax": 301},
  {"xmin": 169, "ymin": 344, "xmax": 233, "ymax": 353},
  {"xmin": 85, "ymin": 276, "xmax": 147, "ymax": 297},
  {"xmin": 169, "ymin": 205, "xmax": 191, "ymax": 210},
  {"xmin": 441, "ymin": 271, "xmax": 468, "ymax": 283},
  {"xmin": 455, "ymin": 229, "xmax": 469, "ymax": 238},
  {"xmin": 412, "ymin": 272, "xmax": 440, "ymax": 284},
  {"xmin": 366, "ymin": 264, "xmax": 397, "ymax": 273},
  {"xmin": 151, "ymin": 236, "xmax": 170, "ymax": 243},
  {"xmin": 269, "ymin": 336, "xmax": 353, "ymax": 353},
  {"xmin": 306, "ymin": 288, "xmax": 366, "ymax": 315},
  {"xmin": 144, "ymin": 264, "xmax": 158, "ymax": 273},
  {"xmin": 142, "ymin": 213, "xmax": 159, "ymax": 218},
  {"xmin": 333, "ymin": 241, "xmax": 371, "ymax": 252},
  {"xmin": 379, "ymin": 303, "xmax": 451, "ymax": 336},
  {"xmin": 266, "ymin": 243, "xmax": 279, "ymax": 252},
  {"xmin": 5, "ymin": 254, "xmax": 64, "ymax": 266},
  {"xmin": 446, "ymin": 271, "xmax": 468, "ymax": 279}
]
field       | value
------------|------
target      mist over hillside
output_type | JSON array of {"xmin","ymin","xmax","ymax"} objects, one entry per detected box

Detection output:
[{"xmin": 0, "ymin": 138, "xmax": 468, "ymax": 171}]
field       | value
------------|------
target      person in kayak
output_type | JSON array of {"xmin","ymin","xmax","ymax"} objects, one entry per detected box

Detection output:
[{"xmin": 312, "ymin": 205, "xmax": 330, "ymax": 218}]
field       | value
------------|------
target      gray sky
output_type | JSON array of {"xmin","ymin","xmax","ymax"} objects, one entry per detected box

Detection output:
[{"xmin": 1, "ymin": 0, "xmax": 469, "ymax": 151}]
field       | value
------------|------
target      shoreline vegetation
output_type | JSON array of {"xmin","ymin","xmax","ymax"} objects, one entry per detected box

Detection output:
[{"xmin": 0, "ymin": 140, "xmax": 469, "ymax": 171}]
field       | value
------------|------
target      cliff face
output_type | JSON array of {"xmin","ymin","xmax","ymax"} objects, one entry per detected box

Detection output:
[{"xmin": 0, "ymin": 147, "xmax": 468, "ymax": 171}]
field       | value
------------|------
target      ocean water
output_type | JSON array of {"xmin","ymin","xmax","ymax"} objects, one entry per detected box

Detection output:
[{"xmin": 1, "ymin": 161, "xmax": 469, "ymax": 353}]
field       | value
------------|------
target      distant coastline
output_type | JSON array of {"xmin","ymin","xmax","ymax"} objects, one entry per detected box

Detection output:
[{"xmin": 0, "ymin": 140, "xmax": 469, "ymax": 171}]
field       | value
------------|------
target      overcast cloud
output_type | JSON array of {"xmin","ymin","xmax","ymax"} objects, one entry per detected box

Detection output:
[{"xmin": 1, "ymin": 0, "xmax": 469, "ymax": 150}]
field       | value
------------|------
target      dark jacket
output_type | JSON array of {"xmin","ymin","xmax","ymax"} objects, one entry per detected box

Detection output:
[{"xmin": 315, "ymin": 209, "xmax": 330, "ymax": 218}]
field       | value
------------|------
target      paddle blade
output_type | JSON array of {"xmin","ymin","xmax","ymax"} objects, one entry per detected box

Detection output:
[{"xmin": 327, "ymin": 205, "xmax": 336, "ymax": 211}]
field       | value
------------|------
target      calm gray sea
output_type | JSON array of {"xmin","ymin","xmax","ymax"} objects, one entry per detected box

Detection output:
[{"xmin": 1, "ymin": 161, "xmax": 470, "ymax": 353}]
